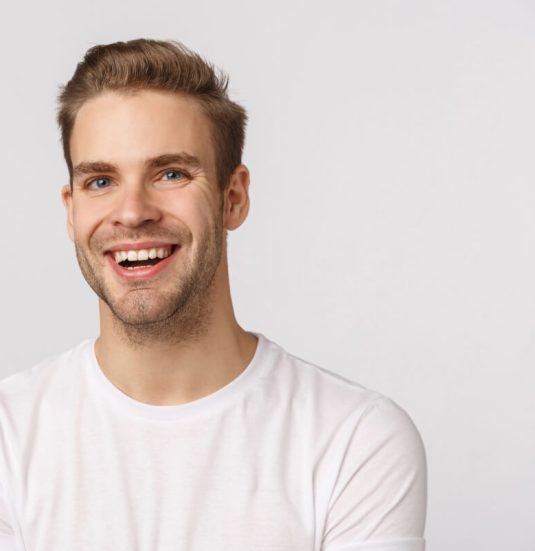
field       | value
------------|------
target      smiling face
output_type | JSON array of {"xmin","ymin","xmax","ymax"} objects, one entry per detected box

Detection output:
[{"xmin": 63, "ymin": 89, "xmax": 244, "ymax": 334}]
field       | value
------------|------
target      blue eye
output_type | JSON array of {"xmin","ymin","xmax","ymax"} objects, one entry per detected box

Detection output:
[
  {"xmin": 162, "ymin": 169, "xmax": 186, "ymax": 181},
  {"xmin": 88, "ymin": 177, "xmax": 111, "ymax": 189}
]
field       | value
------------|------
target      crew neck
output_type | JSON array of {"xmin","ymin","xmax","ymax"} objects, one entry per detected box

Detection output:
[{"xmin": 84, "ymin": 333, "xmax": 269, "ymax": 421}]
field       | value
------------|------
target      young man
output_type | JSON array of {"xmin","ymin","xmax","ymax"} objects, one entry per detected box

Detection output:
[{"xmin": 0, "ymin": 39, "xmax": 427, "ymax": 550}]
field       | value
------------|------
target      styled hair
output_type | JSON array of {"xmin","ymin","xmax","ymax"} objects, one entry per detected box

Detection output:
[{"xmin": 56, "ymin": 38, "xmax": 247, "ymax": 190}]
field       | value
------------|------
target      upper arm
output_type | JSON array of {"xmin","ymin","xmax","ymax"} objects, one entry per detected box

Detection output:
[{"xmin": 322, "ymin": 397, "xmax": 427, "ymax": 551}]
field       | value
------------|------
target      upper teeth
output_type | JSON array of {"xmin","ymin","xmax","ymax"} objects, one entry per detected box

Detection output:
[{"xmin": 113, "ymin": 247, "xmax": 172, "ymax": 263}]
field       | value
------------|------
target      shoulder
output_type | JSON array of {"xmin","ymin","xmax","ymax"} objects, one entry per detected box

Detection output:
[
  {"xmin": 260, "ymin": 335, "xmax": 425, "ymax": 456},
  {"xmin": 261, "ymin": 335, "xmax": 395, "ymax": 420},
  {"xmin": 0, "ymin": 340, "xmax": 94, "ymax": 416},
  {"xmin": 260, "ymin": 336, "xmax": 427, "ymax": 543}
]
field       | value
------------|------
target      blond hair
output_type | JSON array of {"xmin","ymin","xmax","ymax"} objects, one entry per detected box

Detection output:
[{"xmin": 57, "ymin": 38, "xmax": 247, "ymax": 189}]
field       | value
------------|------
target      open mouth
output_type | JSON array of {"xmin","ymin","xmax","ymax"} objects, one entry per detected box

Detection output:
[{"xmin": 111, "ymin": 245, "xmax": 177, "ymax": 270}]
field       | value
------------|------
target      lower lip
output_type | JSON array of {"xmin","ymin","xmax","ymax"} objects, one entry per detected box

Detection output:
[{"xmin": 107, "ymin": 248, "xmax": 180, "ymax": 281}]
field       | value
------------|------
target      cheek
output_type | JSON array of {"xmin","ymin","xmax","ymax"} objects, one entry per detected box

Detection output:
[
  {"xmin": 166, "ymin": 191, "xmax": 220, "ymax": 232},
  {"xmin": 71, "ymin": 202, "xmax": 104, "ymax": 244}
]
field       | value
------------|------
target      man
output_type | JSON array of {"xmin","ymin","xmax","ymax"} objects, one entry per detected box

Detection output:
[{"xmin": 0, "ymin": 39, "xmax": 426, "ymax": 550}]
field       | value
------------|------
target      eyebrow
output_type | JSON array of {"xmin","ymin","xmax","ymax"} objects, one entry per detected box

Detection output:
[{"xmin": 72, "ymin": 153, "xmax": 203, "ymax": 178}]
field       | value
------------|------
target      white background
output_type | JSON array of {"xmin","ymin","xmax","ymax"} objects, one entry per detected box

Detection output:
[{"xmin": 1, "ymin": 1, "xmax": 534, "ymax": 550}]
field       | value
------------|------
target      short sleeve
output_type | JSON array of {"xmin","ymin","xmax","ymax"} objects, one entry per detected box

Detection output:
[
  {"xmin": 0, "ymin": 482, "xmax": 16, "ymax": 551},
  {"xmin": 322, "ymin": 397, "xmax": 427, "ymax": 551}
]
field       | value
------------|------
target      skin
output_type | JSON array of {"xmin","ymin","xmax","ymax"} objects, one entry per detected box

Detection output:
[{"xmin": 62, "ymin": 89, "xmax": 258, "ymax": 406}]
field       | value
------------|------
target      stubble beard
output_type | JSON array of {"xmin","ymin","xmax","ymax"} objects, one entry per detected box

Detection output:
[{"xmin": 74, "ymin": 215, "xmax": 224, "ymax": 347}]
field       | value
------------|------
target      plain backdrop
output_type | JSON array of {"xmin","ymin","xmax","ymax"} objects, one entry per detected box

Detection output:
[{"xmin": 1, "ymin": 1, "xmax": 534, "ymax": 550}]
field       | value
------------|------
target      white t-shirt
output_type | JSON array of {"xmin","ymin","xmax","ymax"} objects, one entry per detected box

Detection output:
[{"xmin": 0, "ymin": 334, "xmax": 426, "ymax": 551}]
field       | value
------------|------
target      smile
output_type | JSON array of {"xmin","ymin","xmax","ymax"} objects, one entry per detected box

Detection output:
[
  {"xmin": 113, "ymin": 246, "xmax": 174, "ymax": 269},
  {"xmin": 106, "ymin": 243, "xmax": 179, "ymax": 279}
]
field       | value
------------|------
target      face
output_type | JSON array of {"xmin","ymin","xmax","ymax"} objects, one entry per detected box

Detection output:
[{"xmin": 63, "ymin": 89, "xmax": 247, "ymax": 330}]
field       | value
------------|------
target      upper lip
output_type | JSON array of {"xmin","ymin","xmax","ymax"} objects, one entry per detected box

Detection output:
[{"xmin": 105, "ymin": 242, "xmax": 178, "ymax": 253}]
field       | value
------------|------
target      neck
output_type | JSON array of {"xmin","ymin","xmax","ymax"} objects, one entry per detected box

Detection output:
[{"xmin": 94, "ymin": 264, "xmax": 257, "ymax": 406}]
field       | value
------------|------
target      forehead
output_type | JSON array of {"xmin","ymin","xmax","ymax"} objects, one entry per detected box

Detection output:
[{"xmin": 70, "ymin": 89, "xmax": 216, "ymax": 175}]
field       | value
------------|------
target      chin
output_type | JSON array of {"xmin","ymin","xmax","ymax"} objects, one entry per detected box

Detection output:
[
  {"xmin": 107, "ymin": 296, "xmax": 210, "ymax": 344},
  {"xmin": 109, "ymin": 301, "xmax": 177, "ymax": 326},
  {"xmin": 106, "ymin": 286, "xmax": 198, "ymax": 325}
]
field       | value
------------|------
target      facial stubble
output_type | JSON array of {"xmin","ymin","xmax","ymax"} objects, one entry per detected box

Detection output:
[{"xmin": 74, "ymin": 213, "xmax": 224, "ymax": 346}]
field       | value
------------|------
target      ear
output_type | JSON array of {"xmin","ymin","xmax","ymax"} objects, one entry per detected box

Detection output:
[
  {"xmin": 223, "ymin": 164, "xmax": 250, "ymax": 231},
  {"xmin": 61, "ymin": 184, "xmax": 75, "ymax": 241}
]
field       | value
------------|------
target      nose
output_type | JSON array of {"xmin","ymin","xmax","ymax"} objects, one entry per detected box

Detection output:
[{"xmin": 110, "ymin": 183, "xmax": 162, "ymax": 228}]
